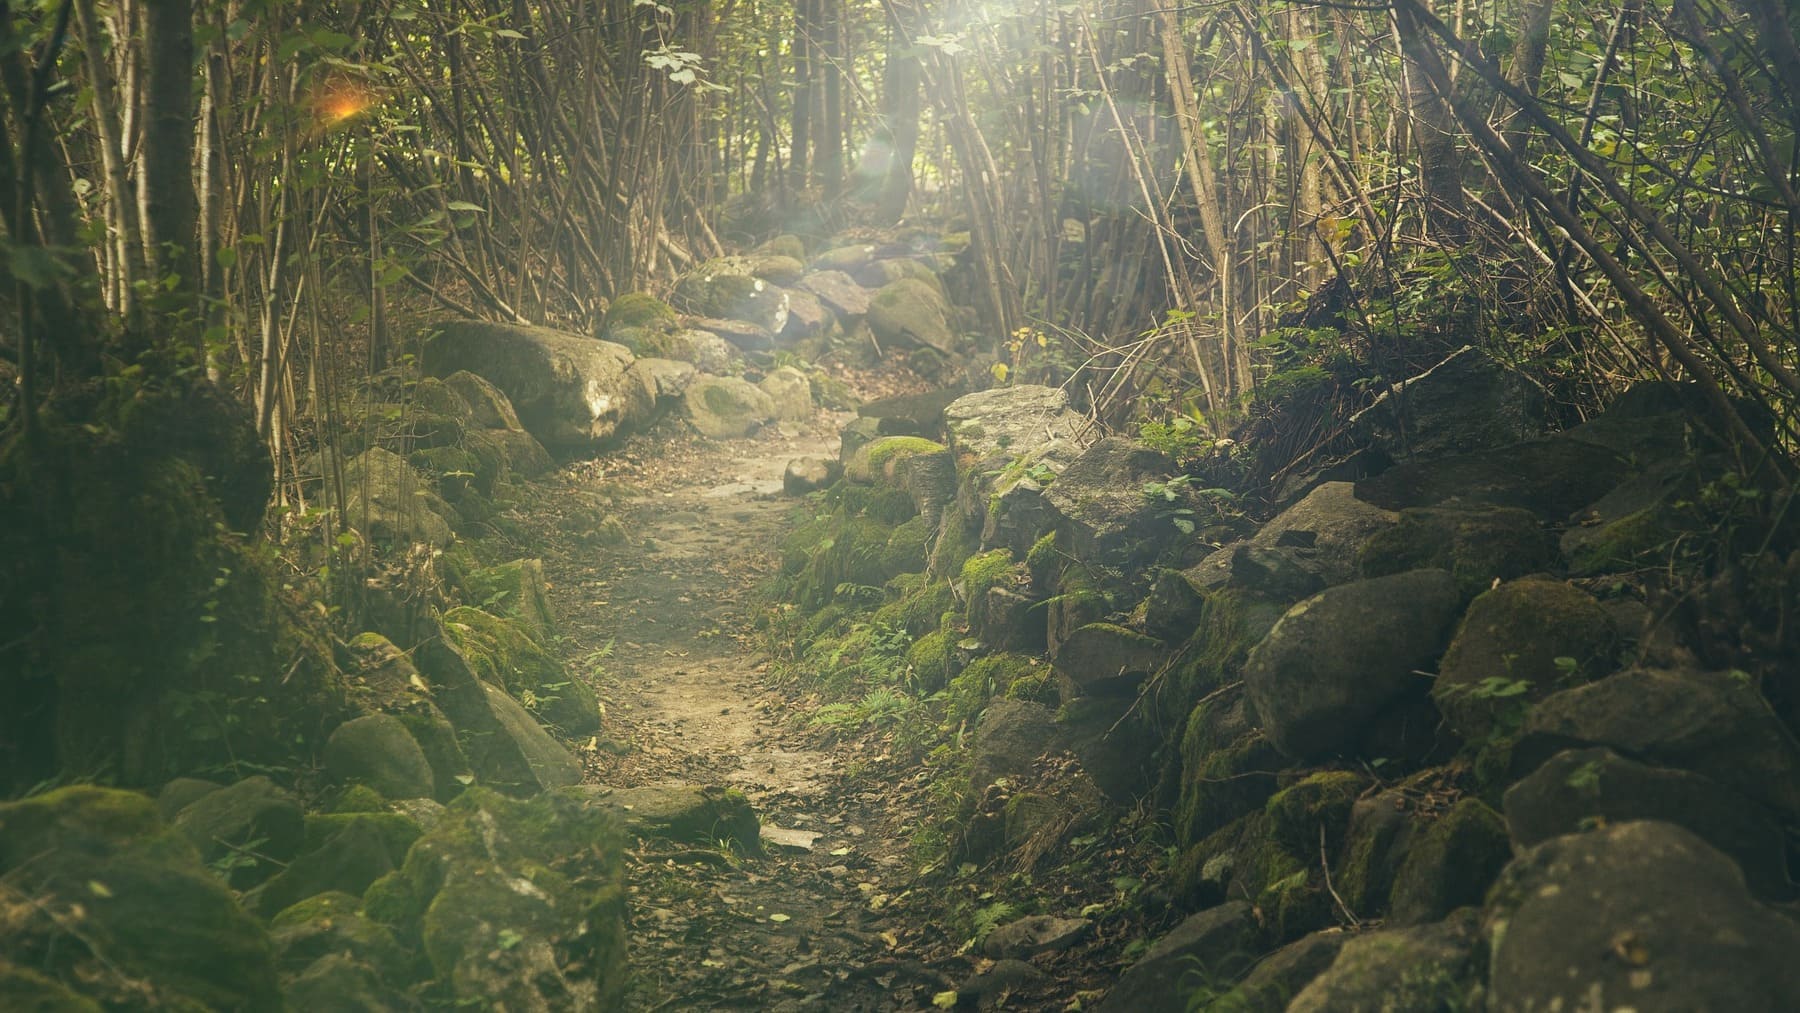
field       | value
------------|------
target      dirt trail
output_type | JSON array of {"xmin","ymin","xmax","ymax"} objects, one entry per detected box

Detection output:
[{"xmin": 525, "ymin": 405, "xmax": 947, "ymax": 1010}]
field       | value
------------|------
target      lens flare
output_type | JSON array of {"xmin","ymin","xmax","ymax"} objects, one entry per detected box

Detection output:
[{"xmin": 314, "ymin": 81, "xmax": 376, "ymax": 128}]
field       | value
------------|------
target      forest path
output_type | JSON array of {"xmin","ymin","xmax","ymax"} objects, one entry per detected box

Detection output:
[{"xmin": 520, "ymin": 393, "xmax": 946, "ymax": 1010}]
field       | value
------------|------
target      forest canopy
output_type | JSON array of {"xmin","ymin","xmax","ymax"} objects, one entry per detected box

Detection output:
[{"xmin": 0, "ymin": 0, "xmax": 1795, "ymax": 475}]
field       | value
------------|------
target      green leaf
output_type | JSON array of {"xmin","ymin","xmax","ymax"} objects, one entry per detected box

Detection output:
[
  {"xmin": 446, "ymin": 200, "xmax": 486, "ymax": 213},
  {"xmin": 215, "ymin": 247, "xmax": 238, "ymax": 269}
]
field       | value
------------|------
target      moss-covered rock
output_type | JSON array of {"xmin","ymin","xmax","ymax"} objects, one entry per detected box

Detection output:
[
  {"xmin": 343, "ymin": 446, "xmax": 458, "ymax": 549},
  {"xmin": 683, "ymin": 374, "xmax": 778, "ymax": 439},
  {"xmin": 270, "ymin": 891, "xmax": 410, "ymax": 983},
  {"xmin": 1285, "ymin": 909, "xmax": 1483, "ymax": 1011},
  {"xmin": 458, "ymin": 558, "xmax": 556, "ymax": 639},
  {"xmin": 946, "ymin": 653, "xmax": 1047, "ymax": 728},
  {"xmin": 846, "ymin": 435, "xmax": 947, "ymax": 482},
  {"xmin": 1432, "ymin": 578, "xmax": 1616, "ymax": 740},
  {"xmin": 0, "ymin": 786, "xmax": 281, "ymax": 1009},
  {"xmin": 573, "ymin": 784, "xmax": 760, "ymax": 852},
  {"xmin": 867, "ymin": 277, "xmax": 955, "ymax": 353},
  {"xmin": 342, "ymin": 633, "xmax": 472, "ymax": 802},
  {"xmin": 959, "ymin": 548, "xmax": 1017, "ymax": 607},
  {"xmin": 0, "ymin": 962, "xmax": 102, "ymax": 1011},
  {"xmin": 172, "ymin": 775, "xmax": 306, "ymax": 889},
  {"xmin": 603, "ymin": 291, "xmax": 677, "ymax": 332},
  {"xmin": 442, "ymin": 606, "xmax": 600, "ymax": 735},
  {"xmin": 1052, "ymin": 622, "xmax": 1166, "ymax": 697},
  {"xmin": 1562, "ymin": 505, "xmax": 1672, "ymax": 575},
  {"xmin": 873, "ymin": 577, "xmax": 953, "ymax": 638},
  {"xmin": 253, "ymin": 812, "xmax": 425, "ymax": 918},
  {"xmin": 1386, "ymin": 798, "xmax": 1508, "ymax": 925},
  {"xmin": 443, "ymin": 369, "xmax": 526, "ymax": 431},
  {"xmin": 1358, "ymin": 503, "xmax": 1555, "ymax": 597},
  {"xmin": 906, "ymin": 629, "xmax": 958, "ymax": 692},
  {"xmin": 376, "ymin": 787, "xmax": 628, "ymax": 1009},
  {"xmin": 325, "ymin": 714, "xmax": 437, "ymax": 801},
  {"xmin": 1175, "ymin": 693, "xmax": 1286, "ymax": 848}
]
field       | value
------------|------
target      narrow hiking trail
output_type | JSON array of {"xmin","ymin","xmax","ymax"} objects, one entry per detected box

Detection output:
[{"xmin": 515, "ymin": 378, "xmax": 957, "ymax": 1010}]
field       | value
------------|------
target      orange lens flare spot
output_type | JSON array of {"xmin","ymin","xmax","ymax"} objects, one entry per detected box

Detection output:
[{"xmin": 316, "ymin": 84, "xmax": 375, "ymax": 125}]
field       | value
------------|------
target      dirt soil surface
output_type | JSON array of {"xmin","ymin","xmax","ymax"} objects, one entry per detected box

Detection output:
[
  {"xmin": 504, "ymin": 370, "xmax": 1156, "ymax": 1011},
  {"xmin": 513, "ymin": 388, "xmax": 954, "ymax": 1010}
]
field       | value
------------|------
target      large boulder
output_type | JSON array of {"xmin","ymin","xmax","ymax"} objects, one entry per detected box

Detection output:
[
  {"xmin": 341, "ymin": 633, "xmax": 472, "ymax": 802},
  {"xmin": 362, "ymin": 787, "xmax": 628, "ymax": 1009},
  {"xmin": 1244, "ymin": 569, "xmax": 1463, "ymax": 760},
  {"xmin": 1503, "ymin": 747, "xmax": 1791, "ymax": 898},
  {"xmin": 324, "ymin": 713, "xmax": 437, "ymax": 801},
  {"xmin": 1287, "ymin": 908, "xmax": 1483, "ymax": 1012},
  {"xmin": 866, "ymin": 277, "xmax": 955, "ymax": 353},
  {"xmin": 799, "ymin": 269, "xmax": 873, "ymax": 318},
  {"xmin": 411, "ymin": 634, "xmax": 583, "ymax": 796},
  {"xmin": 1358, "ymin": 502, "xmax": 1555, "ymax": 597},
  {"xmin": 442, "ymin": 606, "xmax": 601, "ymax": 735},
  {"xmin": 422, "ymin": 320, "xmax": 651, "ymax": 454},
  {"xmin": 1347, "ymin": 345, "xmax": 1542, "ymax": 460},
  {"xmin": 171, "ymin": 775, "xmax": 306, "ymax": 889},
  {"xmin": 1514, "ymin": 666, "xmax": 1800, "ymax": 818},
  {"xmin": 342, "ymin": 447, "xmax": 458, "ymax": 549},
  {"xmin": 1485, "ymin": 821, "xmax": 1800, "ymax": 1010},
  {"xmin": 682, "ymin": 374, "xmax": 778, "ymax": 439},
  {"xmin": 1432, "ymin": 579, "xmax": 1617, "ymax": 739},
  {"xmin": 0, "ymin": 787, "xmax": 282, "ymax": 1009},
  {"xmin": 1188, "ymin": 482, "xmax": 1399, "ymax": 593},
  {"xmin": 1092, "ymin": 902, "xmax": 1259, "ymax": 1013},
  {"xmin": 1041, "ymin": 438, "xmax": 1191, "ymax": 573},
  {"xmin": 571, "ymin": 784, "xmax": 760, "ymax": 852},
  {"xmin": 1354, "ymin": 436, "xmax": 1632, "ymax": 520},
  {"xmin": 673, "ymin": 257, "xmax": 795, "ymax": 332},
  {"xmin": 943, "ymin": 384, "xmax": 1085, "ymax": 462}
]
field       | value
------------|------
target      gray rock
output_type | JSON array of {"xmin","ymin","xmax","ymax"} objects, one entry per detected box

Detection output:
[
  {"xmin": 970, "ymin": 699, "xmax": 1058, "ymax": 797},
  {"xmin": 1041, "ymin": 438, "xmax": 1186, "ymax": 572},
  {"xmin": 1358, "ymin": 502, "xmax": 1555, "ymax": 597},
  {"xmin": 955, "ymin": 958, "xmax": 1048, "ymax": 1008},
  {"xmin": 682, "ymin": 375, "xmax": 778, "ymax": 439},
  {"xmin": 982, "ymin": 914, "xmax": 1091, "ymax": 960},
  {"xmin": 1052, "ymin": 623, "xmax": 1166, "ymax": 696},
  {"xmin": 969, "ymin": 585, "xmax": 1046, "ymax": 654},
  {"xmin": 1504, "ymin": 747, "xmax": 1792, "ymax": 898},
  {"xmin": 674, "ymin": 258, "xmax": 794, "ymax": 331},
  {"xmin": 686, "ymin": 315, "xmax": 778, "ymax": 352},
  {"xmin": 1433, "ymin": 578, "xmax": 1617, "ymax": 739},
  {"xmin": 781, "ymin": 288, "xmax": 835, "ymax": 339},
  {"xmin": 1348, "ymin": 345, "xmax": 1543, "ymax": 460},
  {"xmin": 413, "ymin": 630, "xmax": 580, "ymax": 795},
  {"xmin": 480, "ymin": 683, "xmax": 583, "ymax": 791},
  {"xmin": 573, "ymin": 784, "xmax": 759, "ymax": 852},
  {"xmin": 837, "ymin": 416, "xmax": 883, "ymax": 467},
  {"xmin": 799, "ymin": 269, "xmax": 873, "ymax": 318},
  {"xmin": 664, "ymin": 328, "xmax": 742, "ymax": 373},
  {"xmin": 867, "ymin": 277, "xmax": 955, "ymax": 354},
  {"xmin": 758, "ymin": 365, "xmax": 814, "ymax": 422},
  {"xmin": 810, "ymin": 243, "xmax": 876, "ymax": 273},
  {"xmin": 422, "ymin": 321, "xmax": 650, "ymax": 454},
  {"xmin": 1214, "ymin": 930, "xmax": 1346, "ymax": 1011},
  {"xmin": 627, "ymin": 356, "xmax": 697, "ymax": 404},
  {"xmin": 1187, "ymin": 481, "xmax": 1399, "ymax": 592},
  {"xmin": 1244, "ymin": 569, "xmax": 1463, "ymax": 760},
  {"xmin": 1515, "ymin": 666, "xmax": 1800, "ymax": 818},
  {"xmin": 1355, "ymin": 436, "xmax": 1632, "ymax": 520},
  {"xmin": 856, "ymin": 387, "xmax": 967, "ymax": 438},
  {"xmin": 943, "ymin": 384, "xmax": 1085, "ymax": 461},
  {"xmin": 173, "ymin": 775, "xmax": 305, "ymax": 888},
  {"xmin": 783, "ymin": 456, "xmax": 838, "ymax": 496},
  {"xmin": 156, "ymin": 777, "xmax": 222, "ymax": 821},
  {"xmin": 1287, "ymin": 908, "xmax": 1482, "ymax": 1012},
  {"xmin": 342, "ymin": 447, "xmax": 457, "ymax": 548},
  {"xmin": 1485, "ymin": 821, "xmax": 1800, "ymax": 1011},
  {"xmin": 324, "ymin": 713, "xmax": 436, "ymax": 800},
  {"xmin": 442, "ymin": 369, "xmax": 525, "ymax": 431},
  {"xmin": 1094, "ymin": 902, "xmax": 1259, "ymax": 1013}
]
